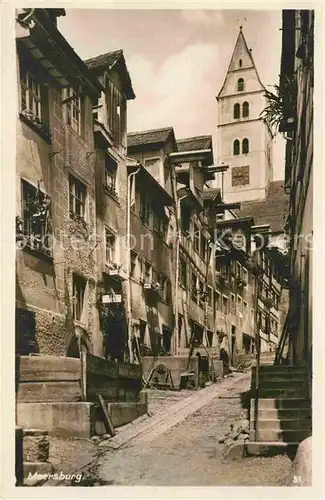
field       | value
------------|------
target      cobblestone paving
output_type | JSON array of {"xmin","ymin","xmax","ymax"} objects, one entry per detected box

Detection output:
[{"xmin": 94, "ymin": 374, "xmax": 293, "ymax": 486}]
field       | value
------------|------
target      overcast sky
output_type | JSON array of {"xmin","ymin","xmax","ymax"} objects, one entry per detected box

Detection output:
[{"xmin": 58, "ymin": 9, "xmax": 285, "ymax": 180}]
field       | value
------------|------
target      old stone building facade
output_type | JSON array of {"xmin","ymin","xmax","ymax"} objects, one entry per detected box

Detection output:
[
  {"xmin": 278, "ymin": 9, "xmax": 313, "ymax": 368},
  {"xmin": 85, "ymin": 50, "xmax": 135, "ymax": 361},
  {"xmin": 16, "ymin": 8, "xmax": 102, "ymax": 357},
  {"xmin": 127, "ymin": 128, "xmax": 176, "ymax": 358},
  {"xmin": 15, "ymin": 10, "xmax": 287, "ymax": 375}
]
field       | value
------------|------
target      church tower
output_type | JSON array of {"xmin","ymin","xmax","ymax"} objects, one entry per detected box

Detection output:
[{"xmin": 215, "ymin": 27, "xmax": 273, "ymax": 203}]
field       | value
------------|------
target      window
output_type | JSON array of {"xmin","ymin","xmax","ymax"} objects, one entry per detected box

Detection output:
[
  {"xmin": 180, "ymin": 257, "xmax": 187, "ymax": 288},
  {"xmin": 237, "ymin": 78, "xmax": 244, "ymax": 91},
  {"xmin": 191, "ymin": 272, "xmax": 198, "ymax": 301},
  {"xmin": 130, "ymin": 251, "xmax": 137, "ymax": 278},
  {"xmin": 239, "ymin": 59, "xmax": 242, "ymax": 68},
  {"xmin": 222, "ymin": 295, "xmax": 228, "ymax": 314},
  {"xmin": 207, "ymin": 330, "xmax": 213, "ymax": 347},
  {"xmin": 200, "ymin": 234, "xmax": 207, "ymax": 260},
  {"xmin": 145, "ymin": 158, "xmax": 161, "ymax": 170},
  {"xmin": 140, "ymin": 192, "xmax": 151, "ymax": 225},
  {"xmin": 215, "ymin": 291, "xmax": 221, "ymax": 311},
  {"xmin": 73, "ymin": 274, "xmax": 86, "ymax": 322},
  {"xmin": 193, "ymin": 223, "xmax": 200, "ymax": 252},
  {"xmin": 242, "ymin": 138, "xmax": 249, "ymax": 154},
  {"xmin": 233, "ymin": 139, "xmax": 240, "ymax": 156},
  {"xmin": 181, "ymin": 205, "xmax": 191, "ymax": 234},
  {"xmin": 144, "ymin": 261, "xmax": 152, "ymax": 284},
  {"xmin": 64, "ymin": 87, "xmax": 82, "ymax": 135},
  {"xmin": 104, "ymin": 155, "xmax": 118, "ymax": 198},
  {"xmin": 231, "ymin": 293, "xmax": 236, "ymax": 312},
  {"xmin": 139, "ymin": 320, "xmax": 147, "ymax": 345},
  {"xmin": 20, "ymin": 180, "xmax": 52, "ymax": 255},
  {"xmin": 69, "ymin": 175, "xmax": 86, "ymax": 219},
  {"xmin": 162, "ymin": 326, "xmax": 172, "ymax": 352},
  {"xmin": 106, "ymin": 79, "xmax": 126, "ymax": 146},
  {"xmin": 243, "ymin": 268, "xmax": 248, "ymax": 283},
  {"xmin": 243, "ymin": 101, "xmax": 249, "ymax": 118},
  {"xmin": 199, "ymin": 280, "xmax": 204, "ymax": 307},
  {"xmin": 233, "ymin": 103, "xmax": 240, "ymax": 119},
  {"xmin": 236, "ymin": 262, "xmax": 242, "ymax": 278},
  {"xmin": 20, "ymin": 67, "xmax": 42, "ymax": 121},
  {"xmin": 243, "ymin": 300, "xmax": 248, "ymax": 314},
  {"xmin": 153, "ymin": 210, "xmax": 167, "ymax": 238},
  {"xmin": 237, "ymin": 295, "xmax": 243, "ymax": 314},
  {"xmin": 105, "ymin": 228, "xmax": 116, "ymax": 263},
  {"xmin": 207, "ymin": 286, "xmax": 213, "ymax": 308}
]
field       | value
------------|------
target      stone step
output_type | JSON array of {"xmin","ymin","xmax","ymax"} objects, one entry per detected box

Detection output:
[
  {"xmin": 250, "ymin": 408, "xmax": 312, "ymax": 420},
  {"xmin": 246, "ymin": 441, "xmax": 300, "ymax": 456},
  {"xmin": 250, "ymin": 429, "xmax": 312, "ymax": 442},
  {"xmin": 250, "ymin": 418, "xmax": 312, "ymax": 431},
  {"xmin": 252, "ymin": 380, "xmax": 308, "ymax": 390},
  {"xmin": 251, "ymin": 375, "xmax": 307, "ymax": 384},
  {"xmin": 252, "ymin": 388, "xmax": 308, "ymax": 398},
  {"xmin": 252, "ymin": 365, "xmax": 307, "ymax": 374},
  {"xmin": 250, "ymin": 398, "xmax": 310, "ymax": 410}
]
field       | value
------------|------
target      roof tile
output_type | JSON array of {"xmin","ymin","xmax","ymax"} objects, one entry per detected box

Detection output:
[
  {"xmin": 128, "ymin": 127, "xmax": 175, "ymax": 148},
  {"xmin": 177, "ymin": 135, "xmax": 212, "ymax": 152},
  {"xmin": 234, "ymin": 180, "xmax": 289, "ymax": 232}
]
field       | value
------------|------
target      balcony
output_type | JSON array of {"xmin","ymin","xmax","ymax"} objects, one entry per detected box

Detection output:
[
  {"xmin": 142, "ymin": 280, "xmax": 161, "ymax": 295},
  {"xmin": 104, "ymin": 262, "xmax": 127, "ymax": 281}
]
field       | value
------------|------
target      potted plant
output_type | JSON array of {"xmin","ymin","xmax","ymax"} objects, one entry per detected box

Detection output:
[{"xmin": 260, "ymin": 75, "xmax": 297, "ymax": 135}]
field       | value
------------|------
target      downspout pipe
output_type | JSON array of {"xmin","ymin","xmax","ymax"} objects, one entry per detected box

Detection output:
[
  {"xmin": 126, "ymin": 164, "xmax": 141, "ymax": 363},
  {"xmin": 174, "ymin": 192, "xmax": 188, "ymax": 356}
]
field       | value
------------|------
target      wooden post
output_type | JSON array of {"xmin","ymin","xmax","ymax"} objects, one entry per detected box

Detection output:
[
  {"xmin": 97, "ymin": 394, "xmax": 116, "ymax": 437},
  {"xmin": 80, "ymin": 351, "xmax": 87, "ymax": 401}
]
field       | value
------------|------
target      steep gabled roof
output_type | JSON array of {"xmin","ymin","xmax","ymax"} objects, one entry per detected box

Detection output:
[
  {"xmin": 234, "ymin": 180, "xmax": 289, "ymax": 233},
  {"xmin": 127, "ymin": 127, "xmax": 176, "ymax": 149},
  {"xmin": 217, "ymin": 27, "xmax": 266, "ymax": 99},
  {"xmin": 85, "ymin": 50, "xmax": 122, "ymax": 71},
  {"xmin": 177, "ymin": 135, "xmax": 212, "ymax": 152},
  {"xmin": 85, "ymin": 49, "xmax": 135, "ymax": 100}
]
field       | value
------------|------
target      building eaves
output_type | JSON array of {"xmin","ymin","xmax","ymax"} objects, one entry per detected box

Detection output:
[
  {"xmin": 176, "ymin": 135, "xmax": 212, "ymax": 153},
  {"xmin": 30, "ymin": 9, "xmax": 102, "ymax": 99},
  {"xmin": 85, "ymin": 49, "xmax": 135, "ymax": 100},
  {"xmin": 127, "ymin": 127, "xmax": 176, "ymax": 150}
]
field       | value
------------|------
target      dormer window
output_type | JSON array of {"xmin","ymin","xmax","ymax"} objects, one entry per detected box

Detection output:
[
  {"xmin": 237, "ymin": 78, "xmax": 244, "ymax": 92},
  {"xmin": 233, "ymin": 139, "xmax": 240, "ymax": 156},
  {"xmin": 239, "ymin": 59, "xmax": 242, "ymax": 68},
  {"xmin": 233, "ymin": 103, "xmax": 240, "ymax": 119},
  {"xmin": 243, "ymin": 101, "xmax": 249, "ymax": 118}
]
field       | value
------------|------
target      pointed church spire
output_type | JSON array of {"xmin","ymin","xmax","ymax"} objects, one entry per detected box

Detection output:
[{"xmin": 217, "ymin": 27, "xmax": 265, "ymax": 99}]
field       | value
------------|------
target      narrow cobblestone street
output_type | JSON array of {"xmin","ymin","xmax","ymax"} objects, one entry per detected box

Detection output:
[{"xmin": 82, "ymin": 373, "xmax": 293, "ymax": 487}]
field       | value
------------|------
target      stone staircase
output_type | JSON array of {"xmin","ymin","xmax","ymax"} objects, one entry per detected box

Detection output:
[{"xmin": 250, "ymin": 364, "xmax": 312, "ymax": 445}]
